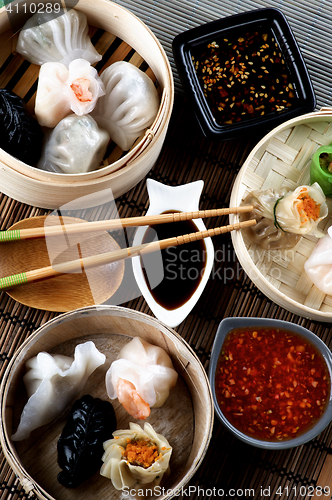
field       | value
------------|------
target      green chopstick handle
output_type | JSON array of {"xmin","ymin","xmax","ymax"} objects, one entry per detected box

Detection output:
[
  {"xmin": 0, "ymin": 272, "xmax": 28, "ymax": 289},
  {"xmin": 0, "ymin": 230, "xmax": 21, "ymax": 242}
]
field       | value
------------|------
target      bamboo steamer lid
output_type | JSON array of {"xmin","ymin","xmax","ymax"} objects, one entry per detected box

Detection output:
[
  {"xmin": 230, "ymin": 108, "xmax": 332, "ymax": 322},
  {"xmin": 0, "ymin": 0, "xmax": 174, "ymax": 208},
  {"xmin": 0, "ymin": 306, "xmax": 213, "ymax": 500}
]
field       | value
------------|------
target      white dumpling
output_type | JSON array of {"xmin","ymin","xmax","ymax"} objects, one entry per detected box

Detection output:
[
  {"xmin": 92, "ymin": 61, "xmax": 160, "ymax": 151},
  {"xmin": 105, "ymin": 337, "xmax": 178, "ymax": 419},
  {"xmin": 11, "ymin": 341, "xmax": 106, "ymax": 441},
  {"xmin": 304, "ymin": 226, "xmax": 332, "ymax": 295},
  {"xmin": 17, "ymin": 9, "xmax": 102, "ymax": 67},
  {"xmin": 100, "ymin": 422, "xmax": 172, "ymax": 490},
  {"xmin": 37, "ymin": 114, "xmax": 110, "ymax": 174},
  {"xmin": 35, "ymin": 59, "xmax": 105, "ymax": 128},
  {"xmin": 274, "ymin": 183, "xmax": 328, "ymax": 237}
]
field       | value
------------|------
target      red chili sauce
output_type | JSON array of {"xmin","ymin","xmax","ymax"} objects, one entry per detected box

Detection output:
[{"xmin": 215, "ymin": 327, "xmax": 330, "ymax": 441}]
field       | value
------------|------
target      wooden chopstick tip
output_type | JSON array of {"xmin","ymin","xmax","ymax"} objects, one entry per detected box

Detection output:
[{"xmin": 228, "ymin": 205, "xmax": 254, "ymax": 214}]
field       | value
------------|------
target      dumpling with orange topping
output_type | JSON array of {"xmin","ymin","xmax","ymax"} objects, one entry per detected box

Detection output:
[
  {"xmin": 100, "ymin": 422, "xmax": 172, "ymax": 490},
  {"xmin": 105, "ymin": 337, "xmax": 178, "ymax": 420},
  {"xmin": 240, "ymin": 183, "xmax": 328, "ymax": 250}
]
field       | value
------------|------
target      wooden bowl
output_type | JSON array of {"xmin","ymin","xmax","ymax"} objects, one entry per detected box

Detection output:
[
  {"xmin": 0, "ymin": 0, "xmax": 174, "ymax": 208},
  {"xmin": 0, "ymin": 305, "xmax": 213, "ymax": 500},
  {"xmin": 230, "ymin": 108, "xmax": 332, "ymax": 322}
]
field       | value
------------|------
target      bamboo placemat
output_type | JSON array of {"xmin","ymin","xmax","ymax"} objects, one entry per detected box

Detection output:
[{"xmin": 1, "ymin": 0, "xmax": 332, "ymax": 499}]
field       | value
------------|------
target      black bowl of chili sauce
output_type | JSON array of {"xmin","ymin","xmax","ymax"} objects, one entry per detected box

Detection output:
[
  {"xmin": 208, "ymin": 317, "xmax": 332, "ymax": 449},
  {"xmin": 172, "ymin": 8, "xmax": 316, "ymax": 140}
]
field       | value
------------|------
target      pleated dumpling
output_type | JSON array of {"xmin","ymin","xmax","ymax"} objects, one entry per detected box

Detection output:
[
  {"xmin": 105, "ymin": 337, "xmax": 178, "ymax": 420},
  {"xmin": 100, "ymin": 422, "xmax": 172, "ymax": 490},
  {"xmin": 305, "ymin": 226, "xmax": 332, "ymax": 295},
  {"xmin": 35, "ymin": 59, "xmax": 105, "ymax": 128},
  {"xmin": 17, "ymin": 9, "xmax": 102, "ymax": 67},
  {"xmin": 240, "ymin": 187, "xmax": 301, "ymax": 250},
  {"xmin": 92, "ymin": 61, "xmax": 160, "ymax": 151},
  {"xmin": 11, "ymin": 341, "xmax": 106, "ymax": 441},
  {"xmin": 37, "ymin": 114, "xmax": 110, "ymax": 174}
]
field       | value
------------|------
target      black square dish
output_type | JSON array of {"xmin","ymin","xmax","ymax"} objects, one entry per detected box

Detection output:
[{"xmin": 172, "ymin": 8, "xmax": 316, "ymax": 140}]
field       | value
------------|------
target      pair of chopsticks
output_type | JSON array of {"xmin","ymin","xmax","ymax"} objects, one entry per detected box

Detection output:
[{"xmin": 0, "ymin": 206, "xmax": 256, "ymax": 290}]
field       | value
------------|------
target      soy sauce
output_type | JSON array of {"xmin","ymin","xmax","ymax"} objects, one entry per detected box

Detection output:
[{"xmin": 141, "ymin": 213, "xmax": 207, "ymax": 310}]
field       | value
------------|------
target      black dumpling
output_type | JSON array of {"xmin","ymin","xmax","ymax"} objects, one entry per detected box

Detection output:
[{"xmin": 0, "ymin": 89, "xmax": 43, "ymax": 166}]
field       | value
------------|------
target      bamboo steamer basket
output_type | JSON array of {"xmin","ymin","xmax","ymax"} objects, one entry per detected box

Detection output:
[
  {"xmin": 0, "ymin": 0, "xmax": 174, "ymax": 208},
  {"xmin": 230, "ymin": 108, "xmax": 332, "ymax": 322},
  {"xmin": 0, "ymin": 305, "xmax": 213, "ymax": 500}
]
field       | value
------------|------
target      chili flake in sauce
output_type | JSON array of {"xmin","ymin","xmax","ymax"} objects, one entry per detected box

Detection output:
[
  {"xmin": 192, "ymin": 31, "xmax": 297, "ymax": 126},
  {"xmin": 215, "ymin": 327, "xmax": 330, "ymax": 441}
]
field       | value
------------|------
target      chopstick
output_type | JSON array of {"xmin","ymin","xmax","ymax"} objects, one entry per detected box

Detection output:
[
  {"xmin": 0, "ymin": 205, "xmax": 253, "ymax": 242},
  {"xmin": 0, "ymin": 219, "xmax": 256, "ymax": 290}
]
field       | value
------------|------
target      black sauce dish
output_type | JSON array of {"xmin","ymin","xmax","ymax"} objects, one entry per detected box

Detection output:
[
  {"xmin": 172, "ymin": 8, "xmax": 316, "ymax": 140},
  {"xmin": 208, "ymin": 317, "xmax": 332, "ymax": 449}
]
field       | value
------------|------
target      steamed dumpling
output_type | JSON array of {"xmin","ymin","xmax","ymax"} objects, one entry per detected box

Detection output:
[
  {"xmin": 92, "ymin": 61, "xmax": 160, "ymax": 151},
  {"xmin": 37, "ymin": 114, "xmax": 110, "ymax": 174},
  {"xmin": 241, "ymin": 187, "xmax": 301, "ymax": 250},
  {"xmin": 240, "ymin": 183, "xmax": 328, "ymax": 250},
  {"xmin": 100, "ymin": 422, "xmax": 172, "ymax": 490},
  {"xmin": 35, "ymin": 59, "xmax": 105, "ymax": 128},
  {"xmin": 17, "ymin": 9, "xmax": 102, "ymax": 67},
  {"xmin": 305, "ymin": 226, "xmax": 332, "ymax": 295},
  {"xmin": 11, "ymin": 341, "xmax": 106, "ymax": 441},
  {"xmin": 0, "ymin": 89, "xmax": 43, "ymax": 166},
  {"xmin": 274, "ymin": 183, "xmax": 328, "ymax": 237},
  {"xmin": 105, "ymin": 337, "xmax": 178, "ymax": 419}
]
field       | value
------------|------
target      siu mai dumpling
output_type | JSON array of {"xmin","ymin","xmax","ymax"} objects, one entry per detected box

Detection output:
[
  {"xmin": 92, "ymin": 61, "xmax": 160, "ymax": 151},
  {"xmin": 105, "ymin": 337, "xmax": 178, "ymax": 420},
  {"xmin": 37, "ymin": 114, "xmax": 110, "ymax": 174},
  {"xmin": 11, "ymin": 341, "xmax": 106, "ymax": 441},
  {"xmin": 17, "ymin": 9, "xmax": 102, "ymax": 67},
  {"xmin": 35, "ymin": 59, "xmax": 105, "ymax": 128},
  {"xmin": 0, "ymin": 89, "xmax": 43, "ymax": 166},
  {"xmin": 100, "ymin": 422, "xmax": 172, "ymax": 490}
]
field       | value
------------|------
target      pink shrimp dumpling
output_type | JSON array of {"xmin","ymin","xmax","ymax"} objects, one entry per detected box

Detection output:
[{"xmin": 105, "ymin": 337, "xmax": 178, "ymax": 419}]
